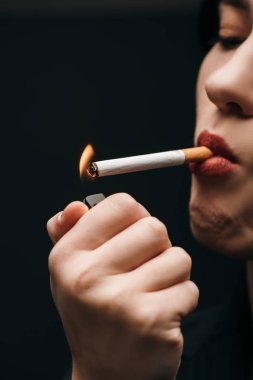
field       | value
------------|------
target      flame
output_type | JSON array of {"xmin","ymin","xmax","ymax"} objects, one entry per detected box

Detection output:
[{"xmin": 79, "ymin": 144, "xmax": 95, "ymax": 179}]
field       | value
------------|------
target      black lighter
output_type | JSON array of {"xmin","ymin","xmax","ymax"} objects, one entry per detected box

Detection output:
[{"xmin": 84, "ymin": 193, "xmax": 106, "ymax": 209}]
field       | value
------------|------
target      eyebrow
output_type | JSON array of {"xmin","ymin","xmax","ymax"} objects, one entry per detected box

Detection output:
[{"xmin": 220, "ymin": 0, "xmax": 248, "ymax": 9}]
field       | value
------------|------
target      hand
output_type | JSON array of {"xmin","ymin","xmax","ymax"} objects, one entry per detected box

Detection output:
[{"xmin": 47, "ymin": 193, "xmax": 199, "ymax": 380}]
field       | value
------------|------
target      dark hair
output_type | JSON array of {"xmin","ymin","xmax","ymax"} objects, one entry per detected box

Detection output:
[{"xmin": 198, "ymin": 0, "xmax": 220, "ymax": 52}]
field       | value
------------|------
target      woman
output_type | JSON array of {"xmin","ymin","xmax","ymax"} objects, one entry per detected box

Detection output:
[{"xmin": 47, "ymin": 0, "xmax": 253, "ymax": 378}]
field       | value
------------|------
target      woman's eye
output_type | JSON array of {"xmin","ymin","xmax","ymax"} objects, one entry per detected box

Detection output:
[{"xmin": 214, "ymin": 35, "xmax": 246, "ymax": 50}]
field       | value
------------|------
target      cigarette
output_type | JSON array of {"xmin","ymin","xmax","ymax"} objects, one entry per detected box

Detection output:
[{"xmin": 86, "ymin": 146, "xmax": 213, "ymax": 178}]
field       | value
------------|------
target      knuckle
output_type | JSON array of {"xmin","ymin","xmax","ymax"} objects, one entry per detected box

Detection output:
[
  {"xmin": 132, "ymin": 304, "xmax": 164, "ymax": 333},
  {"xmin": 142, "ymin": 217, "xmax": 168, "ymax": 240},
  {"xmin": 48, "ymin": 245, "xmax": 61, "ymax": 274},
  {"xmin": 165, "ymin": 329, "xmax": 184, "ymax": 352},
  {"xmin": 91, "ymin": 285, "xmax": 133, "ymax": 317},
  {"xmin": 72, "ymin": 260, "xmax": 98, "ymax": 295},
  {"xmin": 131, "ymin": 304, "xmax": 155, "ymax": 330},
  {"xmin": 48, "ymin": 246, "xmax": 98, "ymax": 296},
  {"xmin": 186, "ymin": 280, "xmax": 200, "ymax": 305},
  {"xmin": 171, "ymin": 247, "xmax": 192, "ymax": 272},
  {"xmin": 48, "ymin": 239, "xmax": 72, "ymax": 275},
  {"xmin": 108, "ymin": 193, "xmax": 139, "ymax": 215},
  {"xmin": 133, "ymin": 307, "xmax": 183, "ymax": 349}
]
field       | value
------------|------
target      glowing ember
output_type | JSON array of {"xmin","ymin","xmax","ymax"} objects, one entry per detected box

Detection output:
[{"xmin": 79, "ymin": 144, "xmax": 95, "ymax": 179}]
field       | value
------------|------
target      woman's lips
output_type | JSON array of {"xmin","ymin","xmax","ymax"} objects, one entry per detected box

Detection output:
[{"xmin": 189, "ymin": 130, "xmax": 239, "ymax": 177}]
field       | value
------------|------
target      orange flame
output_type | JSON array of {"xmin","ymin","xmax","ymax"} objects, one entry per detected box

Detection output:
[{"xmin": 79, "ymin": 144, "xmax": 95, "ymax": 179}]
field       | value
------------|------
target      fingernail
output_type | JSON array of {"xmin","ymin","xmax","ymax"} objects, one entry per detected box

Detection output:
[{"xmin": 57, "ymin": 211, "xmax": 63, "ymax": 222}]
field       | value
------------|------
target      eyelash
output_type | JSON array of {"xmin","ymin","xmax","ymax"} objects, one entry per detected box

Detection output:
[{"xmin": 209, "ymin": 35, "xmax": 245, "ymax": 50}]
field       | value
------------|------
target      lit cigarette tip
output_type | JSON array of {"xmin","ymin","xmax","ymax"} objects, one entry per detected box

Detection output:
[
  {"xmin": 79, "ymin": 144, "xmax": 95, "ymax": 179},
  {"xmin": 87, "ymin": 162, "xmax": 99, "ymax": 178}
]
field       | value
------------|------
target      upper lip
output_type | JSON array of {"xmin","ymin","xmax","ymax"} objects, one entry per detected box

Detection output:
[{"xmin": 197, "ymin": 130, "xmax": 238, "ymax": 163}]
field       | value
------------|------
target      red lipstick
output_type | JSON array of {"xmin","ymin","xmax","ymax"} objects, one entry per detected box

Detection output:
[{"xmin": 189, "ymin": 130, "xmax": 239, "ymax": 176}]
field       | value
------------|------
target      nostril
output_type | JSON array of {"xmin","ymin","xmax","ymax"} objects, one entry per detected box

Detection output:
[{"xmin": 226, "ymin": 102, "xmax": 242, "ymax": 114}]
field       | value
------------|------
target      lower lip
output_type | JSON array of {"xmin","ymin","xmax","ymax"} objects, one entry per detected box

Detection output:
[{"xmin": 189, "ymin": 156, "xmax": 239, "ymax": 177}]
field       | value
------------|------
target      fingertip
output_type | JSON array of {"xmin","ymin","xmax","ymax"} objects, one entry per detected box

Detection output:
[
  {"xmin": 57, "ymin": 201, "xmax": 89, "ymax": 234},
  {"xmin": 47, "ymin": 201, "xmax": 89, "ymax": 244},
  {"xmin": 61, "ymin": 201, "xmax": 88, "ymax": 221},
  {"xmin": 47, "ymin": 211, "xmax": 62, "ymax": 233}
]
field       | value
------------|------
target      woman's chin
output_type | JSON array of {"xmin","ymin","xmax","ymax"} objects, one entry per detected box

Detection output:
[
  {"xmin": 189, "ymin": 207, "xmax": 253, "ymax": 260},
  {"xmin": 191, "ymin": 223, "xmax": 241, "ymax": 258}
]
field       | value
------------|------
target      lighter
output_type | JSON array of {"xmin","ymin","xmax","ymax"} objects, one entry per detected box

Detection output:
[{"xmin": 84, "ymin": 193, "xmax": 106, "ymax": 209}]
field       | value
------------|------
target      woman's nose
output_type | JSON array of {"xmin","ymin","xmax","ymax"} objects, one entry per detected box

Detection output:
[{"xmin": 205, "ymin": 42, "xmax": 253, "ymax": 117}]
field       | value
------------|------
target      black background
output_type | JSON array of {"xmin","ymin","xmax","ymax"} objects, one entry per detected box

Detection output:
[{"xmin": 0, "ymin": 6, "xmax": 246, "ymax": 379}]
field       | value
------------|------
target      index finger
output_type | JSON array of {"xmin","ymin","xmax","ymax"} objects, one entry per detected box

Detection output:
[{"xmin": 56, "ymin": 193, "xmax": 150, "ymax": 252}]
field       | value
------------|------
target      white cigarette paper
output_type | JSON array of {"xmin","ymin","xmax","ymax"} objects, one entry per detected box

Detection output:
[{"xmin": 87, "ymin": 147, "xmax": 213, "ymax": 177}]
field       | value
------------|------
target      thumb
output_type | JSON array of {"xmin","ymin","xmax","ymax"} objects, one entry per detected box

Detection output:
[{"xmin": 47, "ymin": 201, "xmax": 88, "ymax": 244}]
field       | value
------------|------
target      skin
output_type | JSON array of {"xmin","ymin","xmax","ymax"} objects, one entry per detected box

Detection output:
[
  {"xmin": 190, "ymin": 0, "xmax": 253, "ymax": 258},
  {"xmin": 47, "ymin": 195, "xmax": 198, "ymax": 380}
]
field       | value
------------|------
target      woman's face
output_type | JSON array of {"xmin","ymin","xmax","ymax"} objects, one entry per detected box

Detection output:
[{"xmin": 190, "ymin": 0, "xmax": 253, "ymax": 258}]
